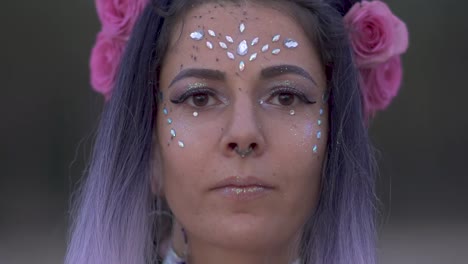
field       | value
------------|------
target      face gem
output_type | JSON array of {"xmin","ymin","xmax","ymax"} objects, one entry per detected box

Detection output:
[
  {"xmin": 259, "ymin": 100, "xmax": 265, "ymax": 105},
  {"xmin": 167, "ymin": 118, "xmax": 173, "ymax": 124},
  {"xmin": 227, "ymin": 51, "xmax": 235, "ymax": 60},
  {"xmin": 178, "ymin": 141, "xmax": 185, "ymax": 148},
  {"xmin": 251, "ymin": 37, "xmax": 259, "ymax": 46},
  {"xmin": 226, "ymin": 36, "xmax": 234, "ymax": 43},
  {"xmin": 284, "ymin": 38, "xmax": 299, "ymax": 48},
  {"xmin": 170, "ymin": 129, "xmax": 176, "ymax": 138},
  {"xmin": 313, "ymin": 145, "xmax": 318, "ymax": 153},
  {"xmin": 239, "ymin": 61, "xmax": 245, "ymax": 72},
  {"xmin": 208, "ymin": 29, "xmax": 216, "ymax": 37},
  {"xmin": 262, "ymin": 44, "xmax": 269, "ymax": 52},
  {"xmin": 272, "ymin": 49, "xmax": 281, "ymax": 55},
  {"xmin": 320, "ymin": 109, "xmax": 324, "ymax": 116},
  {"xmin": 237, "ymin": 40, "xmax": 248, "ymax": 56},
  {"xmin": 318, "ymin": 120, "xmax": 322, "ymax": 126},
  {"xmin": 206, "ymin": 41, "xmax": 214, "ymax": 49},
  {"xmin": 193, "ymin": 112, "xmax": 199, "ymax": 117},
  {"xmin": 240, "ymin": 23, "xmax": 246, "ymax": 33},
  {"xmin": 317, "ymin": 131, "xmax": 322, "ymax": 139},
  {"xmin": 163, "ymin": 108, "xmax": 168, "ymax": 115},
  {"xmin": 272, "ymin": 34, "xmax": 281, "ymax": 42},
  {"xmin": 219, "ymin": 42, "xmax": 228, "ymax": 49},
  {"xmin": 190, "ymin": 30, "xmax": 204, "ymax": 40},
  {"xmin": 289, "ymin": 110, "xmax": 296, "ymax": 116},
  {"xmin": 249, "ymin": 53, "xmax": 257, "ymax": 62}
]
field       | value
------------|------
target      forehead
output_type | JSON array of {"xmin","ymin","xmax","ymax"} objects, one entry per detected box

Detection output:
[{"xmin": 161, "ymin": 2, "xmax": 323, "ymax": 84}]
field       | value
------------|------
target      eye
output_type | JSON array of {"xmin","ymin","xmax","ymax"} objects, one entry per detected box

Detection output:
[
  {"xmin": 170, "ymin": 88, "xmax": 221, "ymax": 108},
  {"xmin": 274, "ymin": 92, "xmax": 295, "ymax": 106},
  {"xmin": 189, "ymin": 92, "xmax": 216, "ymax": 107},
  {"xmin": 267, "ymin": 87, "xmax": 314, "ymax": 106}
]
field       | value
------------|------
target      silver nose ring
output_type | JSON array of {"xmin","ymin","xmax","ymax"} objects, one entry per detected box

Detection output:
[{"xmin": 235, "ymin": 146, "xmax": 254, "ymax": 158}]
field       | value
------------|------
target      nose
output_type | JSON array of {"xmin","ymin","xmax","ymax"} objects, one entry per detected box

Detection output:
[{"xmin": 220, "ymin": 98, "xmax": 265, "ymax": 158}]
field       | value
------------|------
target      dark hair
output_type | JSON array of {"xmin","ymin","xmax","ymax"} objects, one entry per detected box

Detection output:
[{"xmin": 66, "ymin": 0, "xmax": 378, "ymax": 263}]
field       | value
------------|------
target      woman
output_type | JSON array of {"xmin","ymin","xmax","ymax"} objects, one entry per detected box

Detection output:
[{"xmin": 66, "ymin": 0, "xmax": 408, "ymax": 263}]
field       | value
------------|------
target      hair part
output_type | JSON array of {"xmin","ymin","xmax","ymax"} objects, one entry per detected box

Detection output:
[{"xmin": 66, "ymin": 0, "xmax": 378, "ymax": 263}]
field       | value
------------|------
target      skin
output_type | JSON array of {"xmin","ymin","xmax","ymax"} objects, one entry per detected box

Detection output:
[{"xmin": 154, "ymin": 2, "xmax": 328, "ymax": 264}]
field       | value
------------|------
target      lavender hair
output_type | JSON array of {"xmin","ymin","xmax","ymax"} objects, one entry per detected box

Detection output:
[{"xmin": 66, "ymin": 0, "xmax": 378, "ymax": 263}]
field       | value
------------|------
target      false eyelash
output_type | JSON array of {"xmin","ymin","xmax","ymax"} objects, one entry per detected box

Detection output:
[
  {"xmin": 269, "ymin": 86, "xmax": 316, "ymax": 105},
  {"xmin": 170, "ymin": 88, "xmax": 217, "ymax": 104}
]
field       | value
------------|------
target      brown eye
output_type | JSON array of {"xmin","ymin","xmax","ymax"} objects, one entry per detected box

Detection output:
[
  {"xmin": 278, "ymin": 93, "xmax": 295, "ymax": 106},
  {"xmin": 192, "ymin": 93, "xmax": 209, "ymax": 107}
]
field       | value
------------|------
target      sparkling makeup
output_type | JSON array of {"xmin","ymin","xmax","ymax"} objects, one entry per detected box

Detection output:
[
  {"xmin": 163, "ymin": 106, "xmax": 187, "ymax": 148},
  {"xmin": 189, "ymin": 22, "xmax": 299, "ymax": 72}
]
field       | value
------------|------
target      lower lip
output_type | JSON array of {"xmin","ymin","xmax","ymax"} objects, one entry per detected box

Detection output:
[{"xmin": 215, "ymin": 186, "xmax": 272, "ymax": 201}]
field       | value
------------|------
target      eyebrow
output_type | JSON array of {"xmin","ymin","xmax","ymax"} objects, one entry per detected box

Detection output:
[
  {"xmin": 260, "ymin": 65, "xmax": 318, "ymax": 86},
  {"xmin": 169, "ymin": 68, "xmax": 226, "ymax": 87}
]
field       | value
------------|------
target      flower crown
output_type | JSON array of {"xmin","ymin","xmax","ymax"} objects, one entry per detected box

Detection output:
[{"xmin": 90, "ymin": 0, "xmax": 409, "ymax": 120}]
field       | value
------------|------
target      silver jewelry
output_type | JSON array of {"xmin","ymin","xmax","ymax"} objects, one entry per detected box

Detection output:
[{"xmin": 235, "ymin": 146, "xmax": 254, "ymax": 158}]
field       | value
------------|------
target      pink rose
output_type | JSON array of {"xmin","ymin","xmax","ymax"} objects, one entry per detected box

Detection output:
[
  {"xmin": 90, "ymin": 32, "xmax": 126, "ymax": 99},
  {"xmin": 344, "ymin": 0, "xmax": 409, "ymax": 68},
  {"xmin": 95, "ymin": 0, "xmax": 149, "ymax": 37},
  {"xmin": 360, "ymin": 56, "xmax": 403, "ymax": 119}
]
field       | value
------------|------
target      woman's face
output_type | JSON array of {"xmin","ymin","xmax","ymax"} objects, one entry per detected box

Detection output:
[{"xmin": 155, "ymin": 2, "xmax": 328, "ymax": 255}]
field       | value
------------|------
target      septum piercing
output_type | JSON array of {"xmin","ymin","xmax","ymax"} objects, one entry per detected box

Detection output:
[{"xmin": 234, "ymin": 146, "xmax": 254, "ymax": 158}]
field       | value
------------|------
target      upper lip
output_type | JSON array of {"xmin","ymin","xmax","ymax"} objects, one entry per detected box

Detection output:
[{"xmin": 210, "ymin": 176, "xmax": 274, "ymax": 190}]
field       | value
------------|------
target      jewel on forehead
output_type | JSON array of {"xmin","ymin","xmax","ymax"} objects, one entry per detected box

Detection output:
[
  {"xmin": 206, "ymin": 41, "xmax": 214, "ymax": 49},
  {"xmin": 227, "ymin": 51, "xmax": 235, "ymax": 60},
  {"xmin": 226, "ymin": 36, "xmax": 234, "ymax": 43},
  {"xmin": 219, "ymin": 42, "xmax": 228, "ymax": 49},
  {"xmin": 239, "ymin": 61, "xmax": 245, "ymax": 72},
  {"xmin": 251, "ymin": 37, "xmax": 259, "ymax": 46},
  {"xmin": 272, "ymin": 34, "xmax": 281, "ymax": 42},
  {"xmin": 237, "ymin": 40, "xmax": 248, "ymax": 56},
  {"xmin": 178, "ymin": 141, "xmax": 185, "ymax": 148},
  {"xmin": 249, "ymin": 53, "xmax": 257, "ymax": 62},
  {"xmin": 190, "ymin": 30, "xmax": 204, "ymax": 40},
  {"xmin": 240, "ymin": 23, "xmax": 245, "ymax": 33},
  {"xmin": 208, "ymin": 29, "xmax": 216, "ymax": 37},
  {"xmin": 262, "ymin": 44, "xmax": 269, "ymax": 53},
  {"xmin": 284, "ymin": 38, "xmax": 299, "ymax": 48},
  {"xmin": 272, "ymin": 49, "xmax": 281, "ymax": 55}
]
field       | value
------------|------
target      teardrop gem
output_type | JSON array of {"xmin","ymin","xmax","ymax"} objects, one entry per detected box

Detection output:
[
  {"xmin": 190, "ymin": 30, "xmax": 204, "ymax": 40},
  {"xmin": 284, "ymin": 38, "xmax": 299, "ymax": 48},
  {"xmin": 237, "ymin": 40, "xmax": 248, "ymax": 56}
]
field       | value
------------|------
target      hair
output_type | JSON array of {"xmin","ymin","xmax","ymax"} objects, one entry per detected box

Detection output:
[{"xmin": 65, "ymin": 0, "xmax": 378, "ymax": 263}]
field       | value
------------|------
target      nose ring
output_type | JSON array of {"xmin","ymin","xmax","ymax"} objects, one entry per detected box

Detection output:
[{"xmin": 234, "ymin": 146, "xmax": 254, "ymax": 158}]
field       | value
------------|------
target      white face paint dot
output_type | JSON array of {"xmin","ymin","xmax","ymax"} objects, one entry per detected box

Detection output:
[
  {"xmin": 240, "ymin": 23, "xmax": 245, "ymax": 33},
  {"xmin": 193, "ymin": 112, "xmax": 199, "ymax": 117},
  {"xmin": 226, "ymin": 36, "xmax": 234, "ymax": 43},
  {"xmin": 208, "ymin": 29, "xmax": 216, "ymax": 37},
  {"xmin": 219, "ymin": 42, "xmax": 228, "ymax": 49},
  {"xmin": 284, "ymin": 38, "xmax": 299, "ymax": 48},
  {"xmin": 237, "ymin": 40, "xmax": 248, "ymax": 56},
  {"xmin": 262, "ymin": 44, "xmax": 269, "ymax": 53},
  {"xmin": 289, "ymin": 110, "xmax": 295, "ymax": 116},
  {"xmin": 227, "ymin": 51, "xmax": 235, "ymax": 60},
  {"xmin": 178, "ymin": 141, "xmax": 185, "ymax": 148},
  {"xmin": 206, "ymin": 41, "xmax": 213, "ymax": 49},
  {"xmin": 272, "ymin": 49, "xmax": 281, "ymax": 55},
  {"xmin": 190, "ymin": 30, "xmax": 204, "ymax": 40},
  {"xmin": 251, "ymin": 37, "xmax": 259, "ymax": 46},
  {"xmin": 249, "ymin": 53, "xmax": 257, "ymax": 62},
  {"xmin": 239, "ymin": 61, "xmax": 245, "ymax": 72},
  {"xmin": 272, "ymin": 34, "xmax": 281, "ymax": 42}
]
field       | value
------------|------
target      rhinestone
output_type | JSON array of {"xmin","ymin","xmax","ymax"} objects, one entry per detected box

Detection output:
[
  {"xmin": 190, "ymin": 30, "xmax": 204, "ymax": 40},
  {"xmin": 249, "ymin": 53, "xmax": 257, "ymax": 62},
  {"xmin": 240, "ymin": 23, "xmax": 245, "ymax": 33},
  {"xmin": 227, "ymin": 51, "xmax": 235, "ymax": 60},
  {"xmin": 163, "ymin": 108, "xmax": 168, "ymax": 115},
  {"xmin": 226, "ymin": 36, "xmax": 234, "ymax": 43},
  {"xmin": 289, "ymin": 110, "xmax": 295, "ymax": 116},
  {"xmin": 178, "ymin": 141, "xmax": 185, "ymax": 148},
  {"xmin": 206, "ymin": 41, "xmax": 213, "ymax": 49},
  {"xmin": 259, "ymin": 100, "xmax": 264, "ymax": 105},
  {"xmin": 261, "ymin": 44, "xmax": 269, "ymax": 52},
  {"xmin": 167, "ymin": 118, "xmax": 172, "ymax": 124},
  {"xmin": 318, "ymin": 119, "xmax": 322, "ymax": 126},
  {"xmin": 317, "ymin": 131, "xmax": 322, "ymax": 139},
  {"xmin": 284, "ymin": 38, "xmax": 299, "ymax": 48},
  {"xmin": 272, "ymin": 49, "xmax": 281, "ymax": 55},
  {"xmin": 251, "ymin": 37, "xmax": 259, "ymax": 46},
  {"xmin": 239, "ymin": 61, "xmax": 245, "ymax": 72},
  {"xmin": 313, "ymin": 145, "xmax": 318, "ymax": 153},
  {"xmin": 219, "ymin": 42, "xmax": 228, "ymax": 49},
  {"xmin": 272, "ymin": 34, "xmax": 281, "ymax": 42},
  {"xmin": 237, "ymin": 40, "xmax": 248, "ymax": 56},
  {"xmin": 193, "ymin": 112, "xmax": 199, "ymax": 117},
  {"xmin": 170, "ymin": 129, "xmax": 176, "ymax": 138},
  {"xmin": 320, "ymin": 108, "xmax": 324, "ymax": 116},
  {"xmin": 208, "ymin": 29, "xmax": 216, "ymax": 37}
]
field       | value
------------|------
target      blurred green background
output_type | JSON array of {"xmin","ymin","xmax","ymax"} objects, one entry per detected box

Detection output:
[{"xmin": 1, "ymin": 0, "xmax": 467, "ymax": 263}]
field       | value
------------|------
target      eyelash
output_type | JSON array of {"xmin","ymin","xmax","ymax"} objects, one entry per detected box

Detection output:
[
  {"xmin": 269, "ymin": 86, "xmax": 316, "ymax": 105},
  {"xmin": 170, "ymin": 88, "xmax": 217, "ymax": 105}
]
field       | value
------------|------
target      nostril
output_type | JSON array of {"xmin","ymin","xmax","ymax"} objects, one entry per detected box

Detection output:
[
  {"xmin": 250, "ymin": 143, "xmax": 257, "ymax": 150},
  {"xmin": 228, "ymin": 143, "xmax": 237, "ymax": 150}
]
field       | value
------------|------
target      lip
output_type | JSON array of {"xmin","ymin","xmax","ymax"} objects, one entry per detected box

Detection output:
[{"xmin": 210, "ymin": 176, "xmax": 275, "ymax": 201}]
